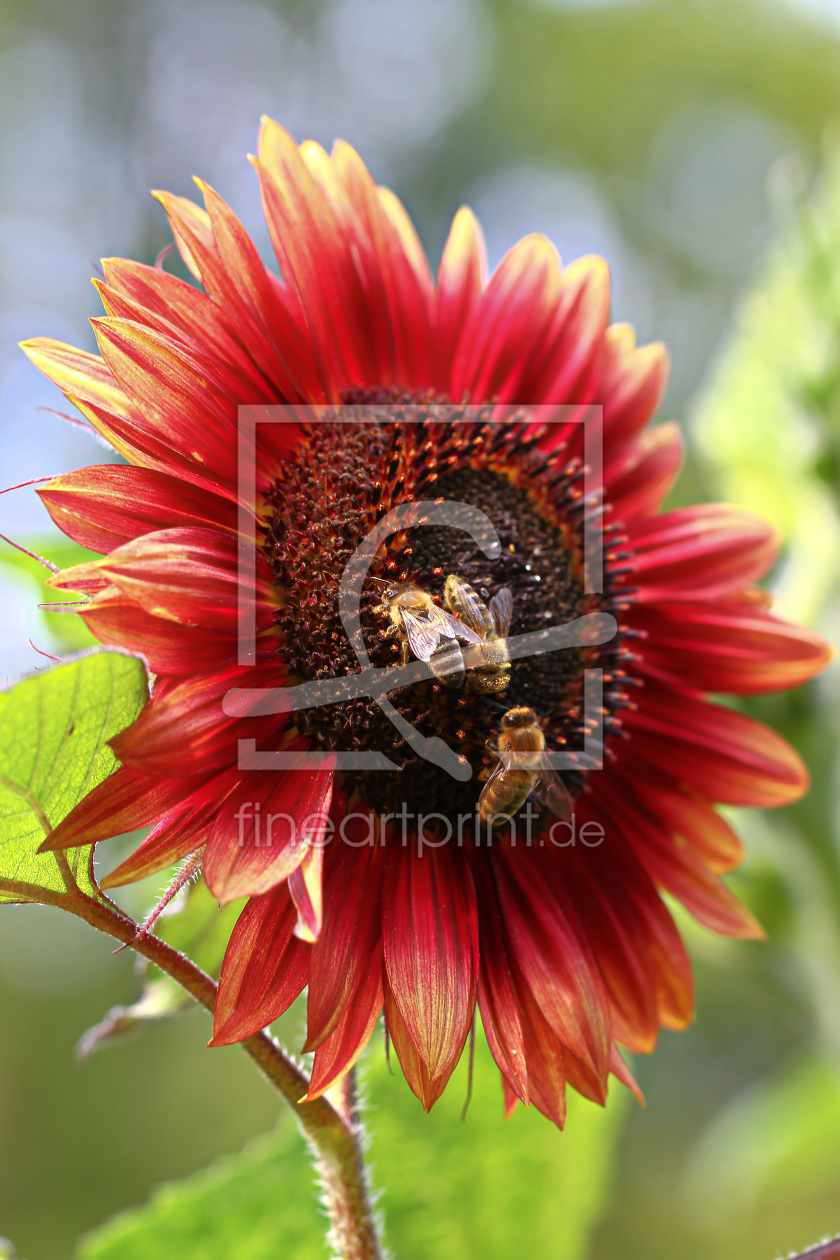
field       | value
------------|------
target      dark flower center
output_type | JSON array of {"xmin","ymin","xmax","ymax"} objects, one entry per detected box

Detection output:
[{"xmin": 263, "ymin": 399, "xmax": 631, "ymax": 824}]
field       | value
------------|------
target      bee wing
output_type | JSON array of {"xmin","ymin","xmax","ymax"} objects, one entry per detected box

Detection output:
[
  {"xmin": 400, "ymin": 609, "xmax": 444, "ymax": 661},
  {"xmin": 478, "ymin": 754, "xmax": 508, "ymax": 814},
  {"xmin": 489, "ymin": 588, "xmax": 513, "ymax": 638},
  {"xmin": 529, "ymin": 753, "xmax": 573, "ymax": 822},
  {"xmin": 439, "ymin": 608, "xmax": 483, "ymax": 646},
  {"xmin": 444, "ymin": 576, "xmax": 491, "ymax": 638}
]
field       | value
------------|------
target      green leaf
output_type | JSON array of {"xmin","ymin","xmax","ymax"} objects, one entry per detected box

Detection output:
[
  {"xmin": 367, "ymin": 1039, "xmax": 627, "ymax": 1260},
  {"xmin": 76, "ymin": 1034, "xmax": 627, "ymax": 1260},
  {"xmin": 0, "ymin": 649, "xmax": 148, "ymax": 903},
  {"xmin": 76, "ymin": 1117, "xmax": 322, "ymax": 1260}
]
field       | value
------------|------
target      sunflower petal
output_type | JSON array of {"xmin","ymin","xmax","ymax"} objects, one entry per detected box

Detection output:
[
  {"xmin": 606, "ymin": 422, "xmax": 684, "ymax": 522},
  {"xmin": 52, "ymin": 527, "xmax": 274, "ymax": 632},
  {"xmin": 79, "ymin": 588, "xmax": 237, "ymax": 676},
  {"xmin": 37, "ymin": 465, "xmax": 238, "ymax": 555},
  {"xmin": 90, "ymin": 318, "xmax": 243, "ymax": 483},
  {"xmin": 304, "ymin": 839, "xmax": 384, "ymax": 1051},
  {"xmin": 383, "ymin": 978, "xmax": 456, "ymax": 1112},
  {"xmin": 436, "ymin": 206, "xmax": 487, "ymax": 390},
  {"xmin": 633, "ymin": 601, "xmax": 833, "ymax": 695},
  {"xmin": 204, "ymin": 765, "xmax": 334, "ymax": 904},
  {"xmin": 494, "ymin": 847, "xmax": 611, "ymax": 1089},
  {"xmin": 601, "ymin": 323, "xmax": 669, "ymax": 446},
  {"xmin": 110, "ymin": 662, "xmax": 285, "ymax": 776},
  {"xmin": 305, "ymin": 941, "xmax": 383, "ymax": 1100},
  {"xmin": 21, "ymin": 338, "xmax": 133, "ymax": 418},
  {"xmin": 39, "ymin": 765, "xmax": 202, "ymax": 852},
  {"xmin": 211, "ymin": 884, "xmax": 309, "ymax": 1045},
  {"xmin": 626, "ymin": 504, "xmax": 779, "ymax": 601},
  {"xmin": 288, "ymin": 841, "xmax": 325, "ymax": 942},
  {"xmin": 383, "ymin": 844, "xmax": 478, "ymax": 1082},
  {"xmin": 623, "ymin": 682, "xmax": 810, "ymax": 807}
]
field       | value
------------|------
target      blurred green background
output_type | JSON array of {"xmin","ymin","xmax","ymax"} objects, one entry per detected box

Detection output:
[{"xmin": 3, "ymin": 0, "xmax": 840, "ymax": 1257}]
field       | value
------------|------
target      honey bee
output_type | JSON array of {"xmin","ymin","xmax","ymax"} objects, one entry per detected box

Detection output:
[
  {"xmin": 479, "ymin": 706, "xmax": 572, "ymax": 825},
  {"xmin": 375, "ymin": 581, "xmax": 483, "ymax": 687},
  {"xmin": 442, "ymin": 574, "xmax": 513, "ymax": 694}
]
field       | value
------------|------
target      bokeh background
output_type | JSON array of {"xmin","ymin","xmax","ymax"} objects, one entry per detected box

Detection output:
[{"xmin": 3, "ymin": 0, "xmax": 840, "ymax": 1257}]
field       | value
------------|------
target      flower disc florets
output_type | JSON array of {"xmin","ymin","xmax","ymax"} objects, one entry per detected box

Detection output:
[{"xmin": 265, "ymin": 401, "xmax": 627, "ymax": 821}]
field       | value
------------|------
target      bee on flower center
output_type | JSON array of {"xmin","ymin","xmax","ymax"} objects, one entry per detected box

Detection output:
[
  {"xmin": 442, "ymin": 574, "xmax": 513, "ymax": 694},
  {"xmin": 479, "ymin": 705, "xmax": 572, "ymax": 826},
  {"xmin": 374, "ymin": 579, "xmax": 482, "ymax": 688}
]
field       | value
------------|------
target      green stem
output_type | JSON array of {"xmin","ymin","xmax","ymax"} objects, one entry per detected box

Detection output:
[
  {"xmin": 0, "ymin": 875, "xmax": 384, "ymax": 1260},
  {"xmin": 321, "ymin": 1069, "xmax": 383, "ymax": 1260}
]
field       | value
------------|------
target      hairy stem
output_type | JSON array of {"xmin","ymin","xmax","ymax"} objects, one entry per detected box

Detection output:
[
  {"xmin": 1, "ymin": 874, "xmax": 384, "ymax": 1260},
  {"xmin": 319, "ymin": 1069, "xmax": 383, "ymax": 1260}
]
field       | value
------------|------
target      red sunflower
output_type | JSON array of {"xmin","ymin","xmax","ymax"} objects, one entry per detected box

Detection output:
[{"xmin": 25, "ymin": 118, "xmax": 830, "ymax": 1127}]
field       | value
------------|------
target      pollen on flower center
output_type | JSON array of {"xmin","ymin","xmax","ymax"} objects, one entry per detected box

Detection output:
[{"xmin": 263, "ymin": 401, "xmax": 630, "ymax": 821}]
